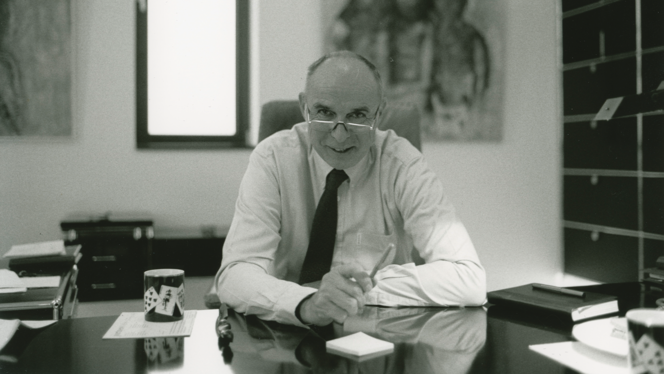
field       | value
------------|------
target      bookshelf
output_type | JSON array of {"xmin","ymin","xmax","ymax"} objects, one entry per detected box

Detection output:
[{"xmin": 562, "ymin": 0, "xmax": 664, "ymax": 282}]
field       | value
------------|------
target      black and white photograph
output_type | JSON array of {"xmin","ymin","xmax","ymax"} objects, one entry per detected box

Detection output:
[{"xmin": 0, "ymin": 0, "xmax": 662, "ymax": 373}]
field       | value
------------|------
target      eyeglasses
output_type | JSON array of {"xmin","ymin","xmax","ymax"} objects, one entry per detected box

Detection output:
[{"xmin": 305, "ymin": 105, "xmax": 378, "ymax": 134}]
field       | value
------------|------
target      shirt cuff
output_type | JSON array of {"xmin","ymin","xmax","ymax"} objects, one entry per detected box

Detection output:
[
  {"xmin": 295, "ymin": 293, "xmax": 315, "ymax": 325},
  {"xmin": 276, "ymin": 285, "xmax": 317, "ymax": 328}
]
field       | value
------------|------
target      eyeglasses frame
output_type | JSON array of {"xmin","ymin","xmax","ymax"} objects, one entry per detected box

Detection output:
[{"xmin": 304, "ymin": 104, "xmax": 379, "ymax": 133}]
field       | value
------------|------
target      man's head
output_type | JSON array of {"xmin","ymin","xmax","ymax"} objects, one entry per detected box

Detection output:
[{"xmin": 299, "ymin": 51, "xmax": 385, "ymax": 170}]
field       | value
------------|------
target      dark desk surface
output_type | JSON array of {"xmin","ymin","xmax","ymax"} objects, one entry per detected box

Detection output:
[{"xmin": 1, "ymin": 282, "xmax": 660, "ymax": 374}]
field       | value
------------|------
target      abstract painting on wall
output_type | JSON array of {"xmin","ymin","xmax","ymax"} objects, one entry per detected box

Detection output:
[
  {"xmin": 322, "ymin": 0, "xmax": 505, "ymax": 142},
  {"xmin": 0, "ymin": 0, "xmax": 72, "ymax": 136}
]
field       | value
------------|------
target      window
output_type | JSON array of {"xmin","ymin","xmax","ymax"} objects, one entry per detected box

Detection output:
[{"xmin": 136, "ymin": 0, "xmax": 249, "ymax": 149}]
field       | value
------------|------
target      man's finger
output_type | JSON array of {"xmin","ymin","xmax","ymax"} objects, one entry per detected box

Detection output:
[
  {"xmin": 351, "ymin": 270, "xmax": 374, "ymax": 293},
  {"xmin": 319, "ymin": 280, "xmax": 362, "ymax": 313},
  {"xmin": 334, "ymin": 263, "xmax": 373, "ymax": 294},
  {"xmin": 310, "ymin": 292, "xmax": 351, "ymax": 322},
  {"xmin": 335, "ymin": 263, "xmax": 367, "ymax": 278}
]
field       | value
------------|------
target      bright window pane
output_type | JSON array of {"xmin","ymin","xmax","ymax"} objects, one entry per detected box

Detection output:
[{"xmin": 147, "ymin": 0, "xmax": 236, "ymax": 136}]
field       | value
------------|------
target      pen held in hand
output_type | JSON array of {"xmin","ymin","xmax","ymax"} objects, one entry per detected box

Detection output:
[{"xmin": 369, "ymin": 244, "xmax": 395, "ymax": 280}]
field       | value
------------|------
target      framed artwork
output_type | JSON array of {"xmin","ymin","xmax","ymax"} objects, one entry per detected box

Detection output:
[
  {"xmin": 0, "ymin": 0, "xmax": 72, "ymax": 136},
  {"xmin": 322, "ymin": 0, "xmax": 505, "ymax": 142}
]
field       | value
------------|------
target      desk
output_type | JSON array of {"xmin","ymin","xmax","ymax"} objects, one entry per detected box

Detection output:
[{"xmin": 0, "ymin": 283, "xmax": 660, "ymax": 374}]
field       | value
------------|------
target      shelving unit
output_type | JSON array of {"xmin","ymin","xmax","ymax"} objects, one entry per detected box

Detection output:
[
  {"xmin": 562, "ymin": 0, "xmax": 664, "ymax": 282},
  {"xmin": 61, "ymin": 214, "xmax": 154, "ymax": 301}
]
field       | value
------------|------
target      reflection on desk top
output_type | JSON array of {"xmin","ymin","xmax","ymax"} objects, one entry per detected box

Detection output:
[
  {"xmin": 0, "ymin": 307, "xmax": 488, "ymax": 374},
  {"xmin": 2, "ymin": 282, "xmax": 657, "ymax": 374},
  {"xmin": 225, "ymin": 307, "xmax": 487, "ymax": 374}
]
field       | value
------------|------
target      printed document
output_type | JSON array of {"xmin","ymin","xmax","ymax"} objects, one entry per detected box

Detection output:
[{"xmin": 103, "ymin": 311, "xmax": 197, "ymax": 339}]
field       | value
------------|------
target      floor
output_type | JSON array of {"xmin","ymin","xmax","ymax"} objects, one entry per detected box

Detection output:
[{"xmin": 75, "ymin": 276, "xmax": 215, "ymax": 318}]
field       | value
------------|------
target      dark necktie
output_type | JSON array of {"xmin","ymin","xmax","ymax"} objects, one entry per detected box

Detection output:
[{"xmin": 299, "ymin": 169, "xmax": 349, "ymax": 284}]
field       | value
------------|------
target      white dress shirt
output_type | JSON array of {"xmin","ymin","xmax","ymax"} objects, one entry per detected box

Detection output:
[{"xmin": 215, "ymin": 123, "xmax": 486, "ymax": 326}]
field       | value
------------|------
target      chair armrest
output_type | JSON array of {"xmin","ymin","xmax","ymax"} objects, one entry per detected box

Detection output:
[{"xmin": 203, "ymin": 281, "xmax": 221, "ymax": 309}]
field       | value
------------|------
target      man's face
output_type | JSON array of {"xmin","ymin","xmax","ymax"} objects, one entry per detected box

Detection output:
[{"xmin": 300, "ymin": 59, "xmax": 383, "ymax": 170}]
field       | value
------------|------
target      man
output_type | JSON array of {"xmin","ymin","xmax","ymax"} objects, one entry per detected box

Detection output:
[{"xmin": 215, "ymin": 51, "xmax": 485, "ymax": 327}]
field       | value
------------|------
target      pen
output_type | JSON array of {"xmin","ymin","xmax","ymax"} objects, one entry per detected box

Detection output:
[
  {"xmin": 369, "ymin": 244, "xmax": 395, "ymax": 279},
  {"xmin": 532, "ymin": 283, "xmax": 585, "ymax": 298}
]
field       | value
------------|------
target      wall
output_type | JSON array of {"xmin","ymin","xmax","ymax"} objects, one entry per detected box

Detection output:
[{"xmin": 0, "ymin": 0, "xmax": 560, "ymax": 292}]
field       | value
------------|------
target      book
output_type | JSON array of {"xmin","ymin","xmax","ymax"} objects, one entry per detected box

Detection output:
[
  {"xmin": 3, "ymin": 240, "xmax": 65, "ymax": 259},
  {"xmin": 8, "ymin": 245, "xmax": 82, "ymax": 271},
  {"xmin": 325, "ymin": 332, "xmax": 394, "ymax": 360},
  {"xmin": 487, "ymin": 283, "xmax": 619, "ymax": 322}
]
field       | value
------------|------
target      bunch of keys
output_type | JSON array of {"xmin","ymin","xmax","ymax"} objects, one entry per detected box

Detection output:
[{"xmin": 216, "ymin": 304, "xmax": 234, "ymax": 364}]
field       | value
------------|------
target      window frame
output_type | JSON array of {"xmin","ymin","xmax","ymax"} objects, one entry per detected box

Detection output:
[{"xmin": 135, "ymin": 0, "xmax": 250, "ymax": 149}]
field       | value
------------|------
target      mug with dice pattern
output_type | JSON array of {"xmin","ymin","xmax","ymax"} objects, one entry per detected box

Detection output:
[
  {"xmin": 144, "ymin": 269, "xmax": 185, "ymax": 322},
  {"xmin": 143, "ymin": 337, "xmax": 184, "ymax": 369},
  {"xmin": 627, "ymin": 308, "xmax": 664, "ymax": 374}
]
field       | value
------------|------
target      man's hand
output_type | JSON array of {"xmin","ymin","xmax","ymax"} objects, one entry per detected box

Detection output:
[{"xmin": 299, "ymin": 263, "xmax": 374, "ymax": 326}]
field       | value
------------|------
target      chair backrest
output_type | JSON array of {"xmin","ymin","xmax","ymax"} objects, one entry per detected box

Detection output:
[{"xmin": 258, "ymin": 100, "xmax": 422, "ymax": 151}]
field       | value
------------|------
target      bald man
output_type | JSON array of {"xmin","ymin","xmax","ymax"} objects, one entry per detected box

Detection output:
[{"xmin": 215, "ymin": 51, "xmax": 486, "ymax": 327}]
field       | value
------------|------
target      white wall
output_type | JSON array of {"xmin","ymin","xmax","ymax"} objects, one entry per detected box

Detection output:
[
  {"xmin": 433, "ymin": 1, "xmax": 562, "ymax": 290},
  {"xmin": 0, "ymin": 0, "xmax": 561, "ymax": 292}
]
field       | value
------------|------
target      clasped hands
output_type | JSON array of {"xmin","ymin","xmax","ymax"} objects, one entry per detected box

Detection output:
[{"xmin": 299, "ymin": 263, "xmax": 374, "ymax": 326}]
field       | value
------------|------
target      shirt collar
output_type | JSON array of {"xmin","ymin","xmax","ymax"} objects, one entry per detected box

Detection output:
[{"xmin": 310, "ymin": 145, "xmax": 374, "ymax": 186}]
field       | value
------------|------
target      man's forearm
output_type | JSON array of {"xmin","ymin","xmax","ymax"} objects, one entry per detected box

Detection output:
[
  {"xmin": 217, "ymin": 262, "xmax": 317, "ymax": 326},
  {"xmin": 367, "ymin": 260, "xmax": 486, "ymax": 307}
]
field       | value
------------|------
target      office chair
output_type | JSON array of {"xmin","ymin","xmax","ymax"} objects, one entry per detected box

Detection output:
[{"xmin": 204, "ymin": 100, "xmax": 422, "ymax": 309}]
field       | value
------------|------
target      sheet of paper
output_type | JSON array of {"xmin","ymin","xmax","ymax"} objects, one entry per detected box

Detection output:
[
  {"xmin": 0, "ymin": 269, "xmax": 24, "ymax": 288},
  {"xmin": 0, "ymin": 287, "xmax": 27, "ymax": 294},
  {"xmin": 103, "ymin": 310, "xmax": 197, "ymax": 339},
  {"xmin": 4, "ymin": 240, "xmax": 65, "ymax": 259},
  {"xmin": 20, "ymin": 320, "xmax": 57, "ymax": 329},
  {"xmin": 20, "ymin": 276, "xmax": 60, "ymax": 289},
  {"xmin": 0, "ymin": 319, "xmax": 20, "ymax": 352},
  {"xmin": 529, "ymin": 341, "xmax": 628, "ymax": 374},
  {"xmin": 0, "ymin": 319, "xmax": 56, "ymax": 351}
]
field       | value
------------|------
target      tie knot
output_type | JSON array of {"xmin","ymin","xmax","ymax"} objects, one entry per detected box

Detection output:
[{"xmin": 325, "ymin": 169, "xmax": 348, "ymax": 191}]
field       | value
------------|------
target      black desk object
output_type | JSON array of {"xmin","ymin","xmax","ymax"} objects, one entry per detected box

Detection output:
[
  {"xmin": 0, "ymin": 265, "xmax": 78, "ymax": 321},
  {"xmin": 61, "ymin": 213, "xmax": 153, "ymax": 301},
  {"xmin": 0, "ymin": 282, "xmax": 658, "ymax": 374}
]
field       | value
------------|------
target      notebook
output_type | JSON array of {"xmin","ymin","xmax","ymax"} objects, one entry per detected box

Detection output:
[{"xmin": 487, "ymin": 283, "xmax": 619, "ymax": 322}]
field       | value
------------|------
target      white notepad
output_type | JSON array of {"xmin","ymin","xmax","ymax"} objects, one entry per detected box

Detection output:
[{"xmin": 326, "ymin": 332, "xmax": 394, "ymax": 358}]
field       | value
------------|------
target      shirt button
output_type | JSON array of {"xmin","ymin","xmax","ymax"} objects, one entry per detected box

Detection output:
[{"xmin": 337, "ymin": 197, "xmax": 340, "ymax": 202}]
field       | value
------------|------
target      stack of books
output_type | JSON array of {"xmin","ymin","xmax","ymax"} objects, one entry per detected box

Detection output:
[{"xmin": 4, "ymin": 240, "xmax": 82, "ymax": 273}]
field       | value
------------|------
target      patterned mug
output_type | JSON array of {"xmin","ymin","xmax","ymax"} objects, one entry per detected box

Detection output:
[{"xmin": 144, "ymin": 269, "xmax": 185, "ymax": 322}]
